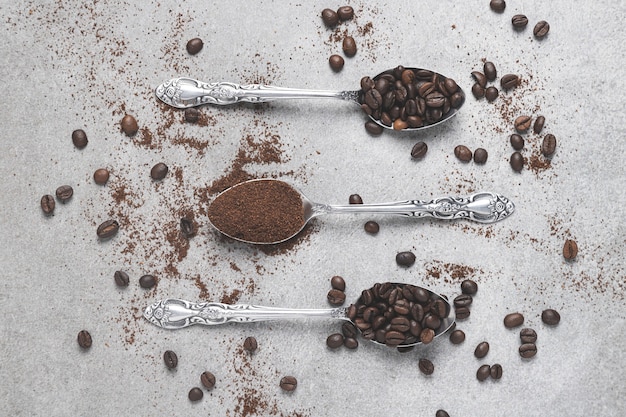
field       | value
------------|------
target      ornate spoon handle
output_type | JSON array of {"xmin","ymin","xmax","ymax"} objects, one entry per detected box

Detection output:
[
  {"xmin": 144, "ymin": 298, "xmax": 348, "ymax": 330},
  {"xmin": 155, "ymin": 77, "xmax": 360, "ymax": 109}
]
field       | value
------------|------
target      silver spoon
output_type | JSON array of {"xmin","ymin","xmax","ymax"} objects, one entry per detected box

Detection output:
[
  {"xmin": 206, "ymin": 179, "xmax": 515, "ymax": 245},
  {"xmin": 154, "ymin": 66, "xmax": 465, "ymax": 131},
  {"xmin": 143, "ymin": 283, "xmax": 455, "ymax": 348}
]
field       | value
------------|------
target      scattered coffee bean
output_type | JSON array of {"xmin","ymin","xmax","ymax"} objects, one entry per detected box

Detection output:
[
  {"xmin": 454, "ymin": 294, "xmax": 473, "ymax": 309},
  {"xmin": 563, "ymin": 239, "xmax": 578, "ymax": 260},
  {"xmin": 418, "ymin": 358, "xmax": 434, "ymax": 375},
  {"xmin": 40, "ymin": 194, "xmax": 55, "ymax": 215},
  {"xmin": 436, "ymin": 410, "xmax": 450, "ymax": 417},
  {"xmin": 321, "ymin": 8, "xmax": 339, "ymax": 26},
  {"xmin": 472, "ymin": 83, "xmax": 486, "ymax": 99},
  {"xmin": 510, "ymin": 151, "xmax": 524, "ymax": 172},
  {"xmin": 519, "ymin": 343, "xmax": 537, "ymax": 358},
  {"xmin": 180, "ymin": 218, "xmax": 196, "ymax": 238},
  {"xmin": 184, "ymin": 108, "xmax": 199, "ymax": 123},
  {"xmin": 337, "ymin": 6, "xmax": 354, "ymax": 21},
  {"xmin": 97, "ymin": 219, "xmax": 120, "ymax": 239},
  {"xmin": 473, "ymin": 148, "xmax": 488, "ymax": 164},
  {"xmin": 520, "ymin": 328, "xmax": 537, "ymax": 343},
  {"xmin": 471, "ymin": 71, "xmax": 487, "ymax": 87},
  {"xmin": 163, "ymin": 350, "xmax": 178, "ymax": 369},
  {"xmin": 449, "ymin": 329, "xmax": 466, "ymax": 344},
  {"xmin": 186, "ymin": 38, "xmax": 204, "ymax": 55},
  {"xmin": 77, "ymin": 330, "xmax": 92, "ymax": 349},
  {"xmin": 511, "ymin": 14, "xmax": 529, "ymax": 29},
  {"xmin": 327, "ymin": 289, "xmax": 346, "ymax": 305},
  {"xmin": 326, "ymin": 333, "xmax": 344, "ymax": 349},
  {"xmin": 489, "ymin": 0, "xmax": 506, "ymax": 13},
  {"xmin": 364, "ymin": 120, "xmax": 384, "ymax": 135},
  {"xmin": 331, "ymin": 275, "xmax": 346, "ymax": 291},
  {"xmin": 139, "ymin": 274, "xmax": 156, "ymax": 289},
  {"xmin": 474, "ymin": 341, "xmax": 490, "ymax": 358},
  {"xmin": 485, "ymin": 86, "xmax": 499, "ymax": 102},
  {"xmin": 541, "ymin": 133, "xmax": 557, "ymax": 156},
  {"xmin": 341, "ymin": 321, "xmax": 358, "ymax": 339},
  {"xmin": 534, "ymin": 21, "xmax": 550, "ymax": 39},
  {"xmin": 279, "ymin": 376, "xmax": 297, "ymax": 392},
  {"xmin": 510, "ymin": 133, "xmax": 524, "ymax": 150},
  {"xmin": 188, "ymin": 387, "xmax": 203, "ymax": 401},
  {"xmin": 56, "ymin": 185, "xmax": 73, "ymax": 203},
  {"xmin": 93, "ymin": 168, "xmax": 110, "ymax": 185},
  {"xmin": 396, "ymin": 251, "xmax": 416, "ymax": 267},
  {"xmin": 454, "ymin": 145, "xmax": 472, "ymax": 162},
  {"xmin": 114, "ymin": 270, "xmax": 130, "ymax": 287},
  {"xmin": 71, "ymin": 129, "xmax": 88, "ymax": 148},
  {"xmin": 490, "ymin": 363, "xmax": 503, "ymax": 379},
  {"xmin": 533, "ymin": 116, "xmax": 545, "ymax": 134},
  {"xmin": 500, "ymin": 74, "xmax": 520, "ymax": 90},
  {"xmin": 364, "ymin": 220, "xmax": 380, "ymax": 234},
  {"xmin": 461, "ymin": 279, "xmax": 478, "ymax": 295},
  {"xmin": 329, "ymin": 54, "xmax": 344, "ymax": 72},
  {"xmin": 411, "ymin": 141, "xmax": 428, "ymax": 159},
  {"xmin": 455, "ymin": 307, "xmax": 470, "ymax": 320},
  {"xmin": 541, "ymin": 308, "xmax": 561, "ymax": 325},
  {"xmin": 504, "ymin": 312, "xmax": 524, "ymax": 328},
  {"xmin": 476, "ymin": 364, "xmax": 491, "ymax": 381},
  {"xmin": 342, "ymin": 36, "xmax": 357, "ymax": 57},
  {"xmin": 349, "ymin": 194, "xmax": 363, "ymax": 204},
  {"xmin": 243, "ymin": 336, "xmax": 258, "ymax": 352},
  {"xmin": 483, "ymin": 61, "xmax": 497, "ymax": 81},
  {"xmin": 343, "ymin": 337, "xmax": 358, "ymax": 349},
  {"xmin": 120, "ymin": 114, "xmax": 138, "ymax": 136},
  {"xmin": 200, "ymin": 371, "xmax": 216, "ymax": 389},
  {"xmin": 150, "ymin": 162, "xmax": 169, "ymax": 180}
]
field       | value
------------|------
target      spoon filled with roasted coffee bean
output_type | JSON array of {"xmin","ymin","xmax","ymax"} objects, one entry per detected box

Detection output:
[
  {"xmin": 206, "ymin": 179, "xmax": 515, "ymax": 245},
  {"xmin": 155, "ymin": 65, "xmax": 465, "ymax": 132},
  {"xmin": 144, "ymin": 282, "xmax": 454, "ymax": 348}
]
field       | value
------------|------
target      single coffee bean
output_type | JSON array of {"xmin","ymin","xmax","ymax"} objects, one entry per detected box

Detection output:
[
  {"xmin": 328, "ymin": 54, "xmax": 344, "ymax": 72},
  {"xmin": 326, "ymin": 333, "xmax": 344, "ymax": 349},
  {"xmin": 455, "ymin": 306, "xmax": 470, "ymax": 320},
  {"xmin": 474, "ymin": 341, "xmax": 490, "ymax": 358},
  {"xmin": 56, "ymin": 185, "xmax": 73, "ymax": 203},
  {"xmin": 200, "ymin": 371, "xmax": 216, "ymax": 389},
  {"xmin": 473, "ymin": 148, "xmax": 488, "ymax": 164},
  {"xmin": 243, "ymin": 336, "xmax": 258, "ymax": 352},
  {"xmin": 139, "ymin": 274, "xmax": 156, "ymax": 289},
  {"xmin": 342, "ymin": 36, "xmax": 357, "ymax": 57},
  {"xmin": 364, "ymin": 120, "xmax": 383, "ymax": 135},
  {"xmin": 504, "ymin": 312, "xmax": 524, "ymax": 328},
  {"xmin": 163, "ymin": 350, "xmax": 178, "ymax": 369},
  {"xmin": 512, "ymin": 14, "xmax": 529, "ymax": 29},
  {"xmin": 471, "ymin": 71, "xmax": 487, "ymax": 87},
  {"xmin": 114, "ymin": 270, "xmax": 130, "ymax": 287},
  {"xmin": 186, "ymin": 38, "xmax": 204, "ymax": 55},
  {"xmin": 533, "ymin": 116, "xmax": 546, "ymax": 134},
  {"xmin": 418, "ymin": 358, "xmax": 434, "ymax": 375},
  {"xmin": 411, "ymin": 141, "xmax": 428, "ymax": 159},
  {"xmin": 396, "ymin": 251, "xmax": 416, "ymax": 267},
  {"xmin": 420, "ymin": 328, "xmax": 435, "ymax": 344},
  {"xmin": 364, "ymin": 220, "xmax": 379, "ymax": 234},
  {"xmin": 72, "ymin": 129, "xmax": 88, "ymax": 148},
  {"xmin": 343, "ymin": 337, "xmax": 358, "ymax": 349},
  {"xmin": 519, "ymin": 343, "xmax": 537, "ymax": 358},
  {"xmin": 500, "ymin": 73, "xmax": 520, "ymax": 90},
  {"xmin": 454, "ymin": 145, "xmax": 472, "ymax": 162},
  {"xmin": 510, "ymin": 133, "xmax": 525, "ymax": 150},
  {"xmin": 120, "ymin": 114, "xmax": 138, "ymax": 136},
  {"xmin": 520, "ymin": 328, "xmax": 538, "ymax": 343},
  {"xmin": 534, "ymin": 21, "xmax": 550, "ymax": 39},
  {"xmin": 321, "ymin": 8, "xmax": 339, "ymax": 26},
  {"xmin": 279, "ymin": 376, "xmax": 297, "ymax": 392},
  {"xmin": 184, "ymin": 108, "xmax": 199, "ymax": 123},
  {"xmin": 341, "ymin": 321, "xmax": 358, "ymax": 338},
  {"xmin": 510, "ymin": 151, "xmax": 524, "ymax": 172},
  {"xmin": 490, "ymin": 363, "xmax": 503, "ymax": 380},
  {"xmin": 483, "ymin": 61, "xmax": 497, "ymax": 81},
  {"xmin": 436, "ymin": 410, "xmax": 450, "ymax": 417},
  {"xmin": 449, "ymin": 329, "xmax": 466, "ymax": 344},
  {"xmin": 150, "ymin": 162, "xmax": 168, "ymax": 180},
  {"xmin": 485, "ymin": 86, "xmax": 499, "ymax": 102},
  {"xmin": 563, "ymin": 239, "xmax": 578, "ymax": 260},
  {"xmin": 97, "ymin": 219, "xmax": 119, "ymax": 239},
  {"xmin": 337, "ymin": 6, "xmax": 354, "ymax": 21},
  {"xmin": 180, "ymin": 218, "xmax": 196, "ymax": 238},
  {"xmin": 489, "ymin": 0, "xmax": 506, "ymax": 13},
  {"xmin": 477, "ymin": 364, "xmax": 491, "ymax": 381},
  {"xmin": 77, "ymin": 330, "xmax": 92, "ymax": 349},
  {"xmin": 541, "ymin": 308, "xmax": 561, "ymax": 325},
  {"xmin": 188, "ymin": 387, "xmax": 203, "ymax": 401},
  {"xmin": 541, "ymin": 134, "xmax": 557, "ymax": 156},
  {"xmin": 348, "ymin": 194, "xmax": 363, "ymax": 205},
  {"xmin": 41, "ymin": 194, "xmax": 55, "ymax": 215},
  {"xmin": 327, "ymin": 289, "xmax": 346, "ymax": 305},
  {"xmin": 472, "ymin": 83, "xmax": 486, "ymax": 99},
  {"xmin": 461, "ymin": 279, "xmax": 478, "ymax": 295},
  {"xmin": 393, "ymin": 119, "xmax": 408, "ymax": 130},
  {"xmin": 330, "ymin": 275, "xmax": 346, "ymax": 291},
  {"xmin": 93, "ymin": 168, "xmax": 110, "ymax": 185},
  {"xmin": 454, "ymin": 294, "xmax": 473, "ymax": 308}
]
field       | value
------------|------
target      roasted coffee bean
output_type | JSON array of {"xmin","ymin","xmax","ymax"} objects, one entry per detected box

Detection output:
[
  {"xmin": 485, "ymin": 86, "xmax": 499, "ymax": 102},
  {"xmin": 200, "ymin": 371, "xmax": 216, "ymax": 389},
  {"xmin": 139, "ymin": 274, "xmax": 156, "ymax": 289},
  {"xmin": 436, "ymin": 410, "xmax": 450, "ymax": 417},
  {"xmin": 188, "ymin": 387, "xmax": 203, "ymax": 401},
  {"xmin": 454, "ymin": 145, "xmax": 472, "ymax": 162},
  {"xmin": 186, "ymin": 38, "xmax": 203, "ymax": 55},
  {"xmin": 329, "ymin": 54, "xmax": 344, "ymax": 72},
  {"xmin": 114, "ymin": 270, "xmax": 129, "ymax": 287},
  {"xmin": 360, "ymin": 76, "xmax": 375, "ymax": 92},
  {"xmin": 455, "ymin": 307, "xmax": 470, "ymax": 320},
  {"xmin": 77, "ymin": 330, "xmax": 92, "ymax": 349},
  {"xmin": 97, "ymin": 219, "xmax": 119, "ymax": 239},
  {"xmin": 93, "ymin": 168, "xmax": 110, "ymax": 185},
  {"xmin": 534, "ymin": 21, "xmax": 550, "ymax": 39},
  {"xmin": 279, "ymin": 376, "xmax": 297, "ymax": 392},
  {"xmin": 490, "ymin": 363, "xmax": 503, "ymax": 380},
  {"xmin": 150, "ymin": 162, "xmax": 168, "ymax": 180},
  {"xmin": 483, "ymin": 61, "xmax": 497, "ymax": 81},
  {"xmin": 561, "ymin": 239, "xmax": 578, "ymax": 261},
  {"xmin": 393, "ymin": 119, "xmax": 408, "ymax": 130},
  {"xmin": 504, "ymin": 312, "xmax": 524, "ymax": 328},
  {"xmin": 410, "ymin": 141, "xmax": 428, "ymax": 159},
  {"xmin": 515, "ymin": 116, "xmax": 532, "ymax": 132},
  {"xmin": 474, "ymin": 341, "xmax": 490, "ymax": 358},
  {"xmin": 449, "ymin": 329, "xmax": 466, "ymax": 344},
  {"xmin": 364, "ymin": 89, "xmax": 382, "ymax": 110},
  {"xmin": 431, "ymin": 299, "xmax": 448, "ymax": 318},
  {"xmin": 184, "ymin": 108, "xmax": 199, "ymax": 123},
  {"xmin": 364, "ymin": 220, "xmax": 379, "ymax": 234},
  {"xmin": 163, "ymin": 350, "xmax": 178, "ymax": 369},
  {"xmin": 180, "ymin": 218, "xmax": 196, "ymax": 238},
  {"xmin": 541, "ymin": 134, "xmax": 557, "ymax": 156},
  {"xmin": 519, "ymin": 343, "xmax": 537, "ymax": 358},
  {"xmin": 510, "ymin": 151, "xmax": 524, "ymax": 172},
  {"xmin": 472, "ymin": 83, "xmax": 486, "ymax": 99},
  {"xmin": 512, "ymin": 14, "xmax": 529, "ymax": 29},
  {"xmin": 420, "ymin": 328, "xmax": 435, "ymax": 344},
  {"xmin": 424, "ymin": 314, "xmax": 441, "ymax": 330},
  {"xmin": 40, "ymin": 194, "xmax": 55, "ymax": 215},
  {"xmin": 541, "ymin": 308, "xmax": 561, "ymax": 325},
  {"xmin": 243, "ymin": 336, "xmax": 258, "ymax": 352},
  {"xmin": 56, "ymin": 185, "xmax": 73, "ymax": 203},
  {"xmin": 337, "ymin": 6, "xmax": 354, "ymax": 21},
  {"xmin": 461, "ymin": 279, "xmax": 478, "ymax": 295},
  {"xmin": 120, "ymin": 114, "xmax": 138, "ymax": 136},
  {"xmin": 344, "ymin": 337, "xmax": 358, "ymax": 349},
  {"xmin": 72, "ymin": 129, "xmax": 88, "ymax": 148},
  {"xmin": 326, "ymin": 333, "xmax": 344, "ymax": 349},
  {"xmin": 396, "ymin": 251, "xmax": 416, "ymax": 267},
  {"xmin": 321, "ymin": 8, "xmax": 339, "ymax": 26},
  {"xmin": 418, "ymin": 358, "xmax": 434, "ymax": 375},
  {"xmin": 477, "ymin": 364, "xmax": 491, "ymax": 381},
  {"xmin": 341, "ymin": 321, "xmax": 358, "ymax": 338},
  {"xmin": 444, "ymin": 78, "xmax": 459, "ymax": 96},
  {"xmin": 533, "ymin": 116, "xmax": 546, "ymax": 134},
  {"xmin": 348, "ymin": 194, "xmax": 363, "ymax": 205},
  {"xmin": 471, "ymin": 71, "xmax": 487, "ymax": 88},
  {"xmin": 500, "ymin": 74, "xmax": 520, "ymax": 90},
  {"xmin": 473, "ymin": 148, "xmax": 488, "ymax": 164},
  {"xmin": 364, "ymin": 120, "xmax": 383, "ymax": 135},
  {"xmin": 384, "ymin": 330, "xmax": 404, "ymax": 347},
  {"xmin": 489, "ymin": 0, "xmax": 506, "ymax": 12},
  {"xmin": 327, "ymin": 289, "xmax": 346, "ymax": 305},
  {"xmin": 510, "ymin": 133, "xmax": 525, "ymax": 150},
  {"xmin": 454, "ymin": 294, "xmax": 473, "ymax": 308},
  {"xmin": 342, "ymin": 36, "xmax": 357, "ymax": 57},
  {"xmin": 330, "ymin": 275, "xmax": 346, "ymax": 291},
  {"xmin": 520, "ymin": 328, "xmax": 537, "ymax": 343}
]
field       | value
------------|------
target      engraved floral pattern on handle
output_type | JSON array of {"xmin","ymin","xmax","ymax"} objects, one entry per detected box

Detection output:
[{"xmin": 410, "ymin": 192, "xmax": 515, "ymax": 223}]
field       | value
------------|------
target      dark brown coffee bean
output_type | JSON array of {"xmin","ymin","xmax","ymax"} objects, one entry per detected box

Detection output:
[
  {"xmin": 72, "ymin": 129, "xmax": 88, "ymax": 148},
  {"xmin": 454, "ymin": 145, "xmax": 472, "ymax": 162},
  {"xmin": 455, "ymin": 306, "xmax": 470, "ymax": 320},
  {"xmin": 418, "ymin": 358, "xmax": 434, "ymax": 375},
  {"xmin": 186, "ymin": 38, "xmax": 203, "ymax": 55},
  {"xmin": 489, "ymin": 0, "xmax": 506, "ymax": 13},
  {"xmin": 520, "ymin": 328, "xmax": 537, "ymax": 343},
  {"xmin": 541, "ymin": 134, "xmax": 557, "ymax": 156},
  {"xmin": 243, "ymin": 336, "xmax": 258, "ymax": 352},
  {"xmin": 420, "ymin": 328, "xmax": 435, "ymax": 344},
  {"xmin": 321, "ymin": 8, "xmax": 339, "ymax": 26},
  {"xmin": 500, "ymin": 73, "xmax": 520, "ymax": 90},
  {"xmin": 510, "ymin": 151, "xmax": 524, "ymax": 172},
  {"xmin": 444, "ymin": 78, "xmax": 459, "ymax": 95},
  {"xmin": 436, "ymin": 410, "xmax": 451, "ymax": 417},
  {"xmin": 364, "ymin": 220, "xmax": 379, "ymax": 234},
  {"xmin": 93, "ymin": 168, "xmax": 110, "ymax": 185},
  {"xmin": 490, "ymin": 363, "xmax": 503, "ymax": 379},
  {"xmin": 188, "ymin": 387, "xmax": 203, "ymax": 401},
  {"xmin": 533, "ymin": 116, "xmax": 546, "ymax": 134},
  {"xmin": 471, "ymin": 71, "xmax": 487, "ymax": 88},
  {"xmin": 139, "ymin": 274, "xmax": 156, "ymax": 289},
  {"xmin": 40, "ymin": 194, "xmax": 55, "ymax": 215},
  {"xmin": 534, "ymin": 21, "xmax": 550, "ymax": 39},
  {"xmin": 563, "ymin": 239, "xmax": 578, "ymax": 260},
  {"xmin": 449, "ymin": 329, "xmax": 466, "ymax": 344},
  {"xmin": 431, "ymin": 299, "xmax": 448, "ymax": 318},
  {"xmin": 184, "ymin": 108, "xmax": 199, "ymax": 123},
  {"xmin": 326, "ymin": 333, "xmax": 344, "ymax": 349},
  {"xmin": 454, "ymin": 294, "xmax": 473, "ymax": 308},
  {"xmin": 477, "ymin": 364, "xmax": 491, "ymax": 381},
  {"xmin": 473, "ymin": 148, "xmax": 488, "ymax": 164},
  {"xmin": 485, "ymin": 86, "xmax": 499, "ymax": 102},
  {"xmin": 360, "ymin": 76, "xmax": 375, "ymax": 92},
  {"xmin": 409, "ymin": 141, "xmax": 428, "ymax": 159},
  {"xmin": 329, "ymin": 54, "xmax": 344, "ymax": 72},
  {"xmin": 342, "ymin": 36, "xmax": 357, "ymax": 57},
  {"xmin": 279, "ymin": 376, "xmax": 297, "ymax": 392},
  {"xmin": 337, "ymin": 6, "xmax": 354, "ymax": 21},
  {"xmin": 163, "ymin": 350, "xmax": 178, "ymax": 369},
  {"xmin": 327, "ymin": 289, "xmax": 346, "ymax": 306},
  {"xmin": 474, "ymin": 341, "xmax": 490, "ymax": 358},
  {"xmin": 364, "ymin": 89, "xmax": 382, "ymax": 110},
  {"xmin": 77, "ymin": 330, "xmax": 92, "ymax": 349},
  {"xmin": 364, "ymin": 120, "xmax": 383, "ymax": 135},
  {"xmin": 341, "ymin": 321, "xmax": 358, "ymax": 338},
  {"xmin": 512, "ymin": 14, "xmax": 529, "ymax": 29},
  {"xmin": 330, "ymin": 275, "xmax": 346, "ymax": 291},
  {"xmin": 348, "ymin": 194, "xmax": 363, "ymax": 205},
  {"xmin": 114, "ymin": 270, "xmax": 129, "ymax": 287},
  {"xmin": 120, "ymin": 114, "xmax": 138, "ymax": 136},
  {"xmin": 97, "ymin": 219, "xmax": 119, "ymax": 239},
  {"xmin": 343, "ymin": 337, "xmax": 358, "ymax": 349},
  {"xmin": 150, "ymin": 162, "xmax": 168, "ymax": 180},
  {"xmin": 201, "ymin": 371, "xmax": 216, "ymax": 389},
  {"xmin": 396, "ymin": 251, "xmax": 416, "ymax": 267},
  {"xmin": 519, "ymin": 343, "xmax": 537, "ymax": 358},
  {"xmin": 483, "ymin": 61, "xmax": 497, "ymax": 81},
  {"xmin": 510, "ymin": 133, "xmax": 524, "ymax": 150},
  {"xmin": 471, "ymin": 83, "xmax": 486, "ymax": 99},
  {"xmin": 55, "ymin": 185, "xmax": 73, "ymax": 203},
  {"xmin": 180, "ymin": 218, "xmax": 196, "ymax": 238},
  {"xmin": 461, "ymin": 279, "xmax": 478, "ymax": 295},
  {"xmin": 541, "ymin": 308, "xmax": 561, "ymax": 325},
  {"xmin": 504, "ymin": 312, "xmax": 524, "ymax": 328}
]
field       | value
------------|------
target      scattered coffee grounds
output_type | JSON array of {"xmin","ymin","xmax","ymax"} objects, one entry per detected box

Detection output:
[
  {"xmin": 411, "ymin": 141, "xmax": 428, "ymax": 159},
  {"xmin": 97, "ymin": 219, "xmax": 119, "ymax": 239},
  {"xmin": 533, "ymin": 21, "xmax": 550, "ymax": 39},
  {"xmin": 243, "ymin": 336, "xmax": 258, "ymax": 352},
  {"xmin": 77, "ymin": 330, "xmax": 92, "ymax": 349},
  {"xmin": 454, "ymin": 145, "xmax": 472, "ymax": 162},
  {"xmin": 330, "ymin": 276, "xmax": 346, "ymax": 291},
  {"xmin": 40, "ymin": 194, "xmax": 55, "ymax": 215},
  {"xmin": 511, "ymin": 14, "xmax": 528, "ymax": 29},
  {"xmin": 418, "ymin": 358, "xmax": 434, "ymax": 375},
  {"xmin": 56, "ymin": 185, "xmax": 73, "ymax": 203},
  {"xmin": 474, "ymin": 341, "xmax": 490, "ymax": 358},
  {"xmin": 364, "ymin": 220, "xmax": 379, "ymax": 234},
  {"xmin": 489, "ymin": 0, "xmax": 506, "ymax": 13},
  {"xmin": 186, "ymin": 38, "xmax": 204, "ymax": 55},
  {"xmin": 188, "ymin": 387, "xmax": 203, "ymax": 401},
  {"xmin": 541, "ymin": 309, "xmax": 561, "ymax": 325},
  {"xmin": 562, "ymin": 239, "xmax": 578, "ymax": 260},
  {"xmin": 120, "ymin": 114, "xmax": 138, "ymax": 136},
  {"xmin": 163, "ymin": 350, "xmax": 178, "ymax": 369},
  {"xmin": 503, "ymin": 312, "xmax": 524, "ymax": 328},
  {"xmin": 93, "ymin": 168, "xmax": 110, "ymax": 185},
  {"xmin": 279, "ymin": 376, "xmax": 297, "ymax": 392},
  {"xmin": 150, "ymin": 162, "xmax": 169, "ymax": 180},
  {"xmin": 326, "ymin": 333, "xmax": 344, "ymax": 349},
  {"xmin": 396, "ymin": 251, "xmax": 416, "ymax": 267},
  {"xmin": 207, "ymin": 179, "xmax": 305, "ymax": 244},
  {"xmin": 519, "ymin": 343, "xmax": 537, "ymax": 358},
  {"xmin": 200, "ymin": 371, "xmax": 216, "ymax": 389},
  {"xmin": 71, "ymin": 129, "xmax": 88, "ymax": 148},
  {"xmin": 520, "ymin": 328, "xmax": 537, "ymax": 343},
  {"xmin": 342, "ymin": 35, "xmax": 357, "ymax": 57},
  {"xmin": 114, "ymin": 270, "xmax": 130, "ymax": 287},
  {"xmin": 328, "ymin": 54, "xmax": 344, "ymax": 71},
  {"xmin": 476, "ymin": 364, "xmax": 491, "ymax": 381}
]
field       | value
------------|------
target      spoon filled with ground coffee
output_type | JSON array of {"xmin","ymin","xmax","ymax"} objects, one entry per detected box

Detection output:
[
  {"xmin": 206, "ymin": 179, "xmax": 515, "ymax": 245},
  {"xmin": 144, "ymin": 282, "xmax": 454, "ymax": 348},
  {"xmin": 155, "ymin": 65, "xmax": 465, "ymax": 131}
]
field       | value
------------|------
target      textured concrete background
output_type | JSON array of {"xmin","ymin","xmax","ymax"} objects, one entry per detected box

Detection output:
[{"xmin": 1, "ymin": 1, "xmax": 625, "ymax": 416}]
